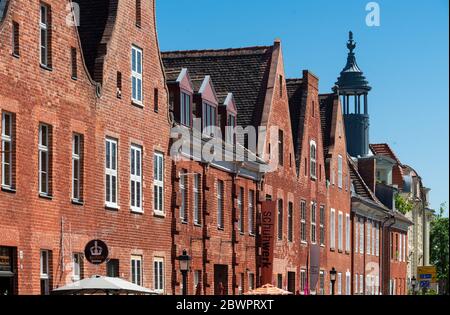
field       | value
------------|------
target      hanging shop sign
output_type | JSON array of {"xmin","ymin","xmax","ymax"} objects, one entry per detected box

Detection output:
[{"xmin": 84, "ymin": 240, "xmax": 109, "ymax": 265}]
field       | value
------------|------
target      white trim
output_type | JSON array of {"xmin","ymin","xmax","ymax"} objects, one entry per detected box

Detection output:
[
  {"xmin": 193, "ymin": 174, "xmax": 201, "ymax": 225},
  {"xmin": 38, "ymin": 124, "xmax": 50, "ymax": 196},
  {"xmin": 131, "ymin": 45, "xmax": 143, "ymax": 105},
  {"xmin": 72, "ymin": 253, "xmax": 81, "ymax": 281},
  {"xmin": 338, "ymin": 211, "xmax": 343, "ymax": 251},
  {"xmin": 153, "ymin": 257, "xmax": 165, "ymax": 294},
  {"xmin": 39, "ymin": 4, "xmax": 49, "ymax": 66},
  {"xmin": 131, "ymin": 255, "xmax": 142, "ymax": 286},
  {"xmin": 309, "ymin": 140, "xmax": 317, "ymax": 180},
  {"xmin": 345, "ymin": 214, "xmax": 350, "ymax": 252},
  {"xmin": 105, "ymin": 138, "xmax": 118, "ymax": 208},
  {"xmin": 72, "ymin": 134, "xmax": 82, "ymax": 202},
  {"xmin": 337, "ymin": 155, "xmax": 343, "ymax": 188},
  {"xmin": 1, "ymin": 112, "xmax": 12, "ymax": 188},
  {"xmin": 310, "ymin": 201, "xmax": 317, "ymax": 244},
  {"xmin": 130, "ymin": 145, "xmax": 143, "ymax": 213},
  {"xmin": 301, "ymin": 200, "xmax": 307, "ymax": 243},
  {"xmin": 153, "ymin": 152, "xmax": 165, "ymax": 215},
  {"xmin": 40, "ymin": 250, "xmax": 49, "ymax": 279},
  {"xmin": 330, "ymin": 208, "xmax": 336, "ymax": 250}
]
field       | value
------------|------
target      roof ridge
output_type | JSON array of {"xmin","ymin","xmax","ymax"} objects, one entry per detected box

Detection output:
[{"xmin": 161, "ymin": 45, "xmax": 273, "ymax": 57}]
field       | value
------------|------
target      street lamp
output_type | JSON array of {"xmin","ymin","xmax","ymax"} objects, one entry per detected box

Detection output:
[
  {"xmin": 330, "ymin": 267, "xmax": 337, "ymax": 296},
  {"xmin": 411, "ymin": 276, "xmax": 417, "ymax": 295},
  {"xmin": 177, "ymin": 250, "xmax": 191, "ymax": 295}
]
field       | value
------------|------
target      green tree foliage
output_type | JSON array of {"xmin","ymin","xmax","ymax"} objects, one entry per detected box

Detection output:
[
  {"xmin": 395, "ymin": 194, "xmax": 413, "ymax": 215},
  {"xmin": 430, "ymin": 203, "xmax": 449, "ymax": 295}
]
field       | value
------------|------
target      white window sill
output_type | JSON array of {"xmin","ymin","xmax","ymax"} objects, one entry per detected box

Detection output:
[
  {"xmin": 153, "ymin": 211, "xmax": 166, "ymax": 218},
  {"xmin": 40, "ymin": 274, "xmax": 49, "ymax": 280},
  {"xmin": 72, "ymin": 276, "xmax": 80, "ymax": 282},
  {"xmin": 105, "ymin": 203, "xmax": 120, "ymax": 211},
  {"xmin": 132, "ymin": 100, "xmax": 144, "ymax": 108},
  {"xmin": 131, "ymin": 208, "xmax": 144, "ymax": 214}
]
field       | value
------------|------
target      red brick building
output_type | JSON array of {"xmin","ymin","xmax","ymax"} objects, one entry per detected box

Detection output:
[{"xmin": 1, "ymin": 0, "xmax": 173, "ymax": 294}]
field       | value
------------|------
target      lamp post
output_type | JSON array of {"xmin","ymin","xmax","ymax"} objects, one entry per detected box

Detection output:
[
  {"xmin": 411, "ymin": 276, "xmax": 417, "ymax": 295},
  {"xmin": 330, "ymin": 267, "xmax": 337, "ymax": 296},
  {"xmin": 177, "ymin": 250, "xmax": 191, "ymax": 295}
]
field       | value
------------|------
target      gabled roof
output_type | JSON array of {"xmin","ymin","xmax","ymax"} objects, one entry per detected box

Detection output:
[
  {"xmin": 319, "ymin": 93, "xmax": 335, "ymax": 158},
  {"xmin": 370, "ymin": 143, "xmax": 402, "ymax": 165},
  {"xmin": 286, "ymin": 78, "xmax": 307, "ymax": 169},
  {"xmin": 162, "ymin": 46, "xmax": 274, "ymax": 128}
]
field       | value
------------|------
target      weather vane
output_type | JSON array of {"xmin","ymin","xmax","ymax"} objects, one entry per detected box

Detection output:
[{"xmin": 347, "ymin": 31, "xmax": 356, "ymax": 53}]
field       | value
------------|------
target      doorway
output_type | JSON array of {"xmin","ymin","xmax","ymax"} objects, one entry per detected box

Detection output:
[
  {"xmin": 288, "ymin": 272, "xmax": 296, "ymax": 294},
  {"xmin": 214, "ymin": 265, "xmax": 228, "ymax": 295}
]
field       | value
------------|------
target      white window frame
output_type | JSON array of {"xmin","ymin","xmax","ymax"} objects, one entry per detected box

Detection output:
[
  {"xmin": 355, "ymin": 217, "xmax": 359, "ymax": 253},
  {"xmin": 330, "ymin": 208, "xmax": 336, "ymax": 249},
  {"xmin": 310, "ymin": 140, "xmax": 317, "ymax": 179},
  {"xmin": 238, "ymin": 187, "xmax": 244, "ymax": 233},
  {"xmin": 399, "ymin": 232, "xmax": 403, "ymax": 262},
  {"xmin": 359, "ymin": 274, "xmax": 363, "ymax": 295},
  {"xmin": 39, "ymin": 4, "xmax": 49, "ymax": 66},
  {"xmin": 153, "ymin": 152, "xmax": 164, "ymax": 215},
  {"xmin": 193, "ymin": 174, "xmax": 201, "ymax": 225},
  {"xmin": 359, "ymin": 218, "xmax": 364, "ymax": 255},
  {"xmin": 130, "ymin": 145, "xmax": 142, "ymax": 213},
  {"xmin": 105, "ymin": 138, "xmax": 118, "ymax": 208},
  {"xmin": 319, "ymin": 205, "xmax": 325, "ymax": 246},
  {"xmin": 319, "ymin": 271, "xmax": 325, "ymax": 295},
  {"xmin": 131, "ymin": 255, "xmax": 142, "ymax": 286},
  {"xmin": 179, "ymin": 171, "xmax": 187, "ymax": 222},
  {"xmin": 338, "ymin": 211, "xmax": 343, "ymax": 251},
  {"xmin": 217, "ymin": 180, "xmax": 224, "ymax": 229},
  {"xmin": 375, "ymin": 275, "xmax": 379, "ymax": 295},
  {"xmin": 338, "ymin": 155, "xmax": 343, "ymax": 188},
  {"xmin": 355, "ymin": 274, "xmax": 359, "ymax": 295},
  {"xmin": 345, "ymin": 214, "xmax": 350, "ymax": 252},
  {"xmin": 180, "ymin": 92, "xmax": 191, "ymax": 127},
  {"xmin": 194, "ymin": 270, "xmax": 201, "ymax": 292},
  {"xmin": 337, "ymin": 272, "xmax": 342, "ymax": 295},
  {"xmin": 39, "ymin": 124, "xmax": 50, "ymax": 196},
  {"xmin": 72, "ymin": 253, "xmax": 81, "ymax": 281},
  {"xmin": 366, "ymin": 275, "xmax": 371, "ymax": 295},
  {"xmin": 72, "ymin": 134, "xmax": 82, "ymax": 201},
  {"xmin": 311, "ymin": 202, "xmax": 317, "ymax": 244},
  {"xmin": 153, "ymin": 257, "xmax": 164, "ymax": 294},
  {"xmin": 1, "ymin": 112, "xmax": 12, "ymax": 188},
  {"xmin": 202, "ymin": 102, "xmax": 217, "ymax": 136},
  {"xmin": 248, "ymin": 273, "xmax": 255, "ymax": 291},
  {"xmin": 288, "ymin": 202, "xmax": 293, "ymax": 242},
  {"xmin": 346, "ymin": 271, "xmax": 351, "ymax": 295},
  {"xmin": 372, "ymin": 221, "xmax": 376, "ymax": 256},
  {"xmin": 248, "ymin": 190, "xmax": 255, "ymax": 235},
  {"xmin": 40, "ymin": 250, "xmax": 49, "ymax": 279},
  {"xmin": 376, "ymin": 222, "xmax": 380, "ymax": 257},
  {"xmin": 300, "ymin": 269, "xmax": 307, "ymax": 293},
  {"xmin": 301, "ymin": 200, "xmax": 307, "ymax": 243},
  {"xmin": 131, "ymin": 45, "xmax": 143, "ymax": 105}
]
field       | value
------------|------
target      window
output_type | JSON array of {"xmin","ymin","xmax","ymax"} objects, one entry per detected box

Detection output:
[
  {"xmin": 71, "ymin": 47, "xmax": 77, "ymax": 79},
  {"xmin": 194, "ymin": 270, "xmax": 202, "ymax": 293},
  {"xmin": 179, "ymin": 171, "xmax": 187, "ymax": 222},
  {"xmin": 338, "ymin": 155, "xmax": 343, "ymax": 188},
  {"xmin": 248, "ymin": 273, "xmax": 255, "ymax": 291},
  {"xmin": 180, "ymin": 92, "xmax": 191, "ymax": 127},
  {"xmin": 131, "ymin": 256, "xmax": 142, "ymax": 286},
  {"xmin": 354, "ymin": 274, "xmax": 359, "ymax": 295},
  {"xmin": 277, "ymin": 199, "xmax": 283, "ymax": 240},
  {"xmin": 226, "ymin": 114, "xmax": 236, "ymax": 145},
  {"xmin": 194, "ymin": 174, "xmax": 201, "ymax": 225},
  {"xmin": 154, "ymin": 88, "xmax": 159, "ymax": 113},
  {"xmin": 238, "ymin": 187, "xmax": 244, "ymax": 233},
  {"xmin": 202, "ymin": 102, "xmax": 217, "ymax": 135},
  {"xmin": 372, "ymin": 222, "xmax": 376, "ymax": 256},
  {"xmin": 359, "ymin": 274, "xmax": 363, "ymax": 295},
  {"xmin": 277, "ymin": 274, "xmax": 283, "ymax": 289},
  {"xmin": 217, "ymin": 180, "xmax": 224, "ymax": 229},
  {"xmin": 1, "ymin": 112, "xmax": 14, "ymax": 189},
  {"xmin": 130, "ymin": 145, "xmax": 142, "ymax": 212},
  {"xmin": 319, "ymin": 205, "xmax": 325, "ymax": 246},
  {"xmin": 367, "ymin": 220, "xmax": 371, "ymax": 255},
  {"xmin": 300, "ymin": 201, "xmax": 307, "ymax": 243},
  {"xmin": 399, "ymin": 232, "xmax": 402, "ymax": 262},
  {"xmin": 117, "ymin": 72, "xmax": 122, "ymax": 98},
  {"xmin": 39, "ymin": 124, "xmax": 51, "ymax": 196},
  {"xmin": 40, "ymin": 250, "xmax": 50, "ymax": 295},
  {"xmin": 310, "ymin": 141, "xmax": 317, "ymax": 179},
  {"xmin": 12, "ymin": 21, "xmax": 19, "ymax": 57},
  {"xmin": 135, "ymin": 0, "xmax": 141, "ymax": 27},
  {"xmin": 288, "ymin": 202, "xmax": 293, "ymax": 242},
  {"xmin": 345, "ymin": 214, "xmax": 350, "ymax": 252},
  {"xmin": 72, "ymin": 134, "xmax": 83, "ymax": 202},
  {"xmin": 366, "ymin": 275, "xmax": 371, "ymax": 295},
  {"xmin": 376, "ymin": 223, "xmax": 380, "ymax": 257},
  {"xmin": 346, "ymin": 272, "xmax": 351, "ymax": 295},
  {"xmin": 279, "ymin": 75, "xmax": 283, "ymax": 98},
  {"xmin": 337, "ymin": 273, "xmax": 342, "ymax": 295},
  {"xmin": 153, "ymin": 152, "xmax": 164, "ymax": 214},
  {"xmin": 278, "ymin": 129, "xmax": 284, "ymax": 166},
  {"xmin": 355, "ymin": 217, "xmax": 359, "ymax": 253},
  {"xmin": 338, "ymin": 212, "xmax": 343, "ymax": 251},
  {"xmin": 330, "ymin": 209, "xmax": 336, "ymax": 249},
  {"xmin": 105, "ymin": 138, "xmax": 118, "ymax": 207},
  {"xmin": 238, "ymin": 273, "xmax": 244, "ymax": 295},
  {"xmin": 311, "ymin": 202, "xmax": 317, "ymax": 244},
  {"xmin": 248, "ymin": 190, "xmax": 255, "ymax": 235},
  {"xmin": 359, "ymin": 218, "xmax": 364, "ymax": 254},
  {"xmin": 375, "ymin": 276, "xmax": 379, "ymax": 295},
  {"xmin": 319, "ymin": 271, "xmax": 325, "ymax": 295},
  {"xmin": 40, "ymin": 3, "xmax": 51, "ymax": 67},
  {"xmin": 154, "ymin": 258, "xmax": 164, "ymax": 293},
  {"xmin": 107, "ymin": 259, "xmax": 119, "ymax": 277},
  {"xmin": 300, "ymin": 269, "xmax": 307, "ymax": 293},
  {"xmin": 131, "ymin": 45, "xmax": 143, "ymax": 104},
  {"xmin": 72, "ymin": 253, "xmax": 82, "ymax": 281}
]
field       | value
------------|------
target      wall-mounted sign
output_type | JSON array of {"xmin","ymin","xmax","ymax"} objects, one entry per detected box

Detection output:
[
  {"xmin": 418, "ymin": 266, "xmax": 437, "ymax": 283},
  {"xmin": 260, "ymin": 201, "xmax": 276, "ymax": 285},
  {"xmin": 0, "ymin": 247, "xmax": 12, "ymax": 272},
  {"xmin": 84, "ymin": 240, "xmax": 108, "ymax": 265}
]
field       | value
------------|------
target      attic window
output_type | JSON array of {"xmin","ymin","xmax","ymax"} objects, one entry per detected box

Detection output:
[
  {"xmin": 226, "ymin": 114, "xmax": 236, "ymax": 145},
  {"xmin": 181, "ymin": 92, "xmax": 191, "ymax": 127},
  {"xmin": 154, "ymin": 88, "xmax": 159, "ymax": 113},
  {"xmin": 71, "ymin": 47, "xmax": 77, "ymax": 79},
  {"xmin": 135, "ymin": 0, "xmax": 141, "ymax": 27},
  {"xmin": 312, "ymin": 101, "xmax": 315, "ymax": 117},
  {"xmin": 11, "ymin": 21, "xmax": 19, "ymax": 57},
  {"xmin": 279, "ymin": 75, "xmax": 283, "ymax": 98},
  {"xmin": 116, "ymin": 72, "xmax": 122, "ymax": 98},
  {"xmin": 278, "ymin": 129, "xmax": 284, "ymax": 166},
  {"xmin": 202, "ymin": 102, "xmax": 216, "ymax": 136}
]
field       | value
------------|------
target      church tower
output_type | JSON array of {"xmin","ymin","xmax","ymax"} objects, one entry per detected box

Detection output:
[{"xmin": 334, "ymin": 31, "xmax": 372, "ymax": 157}]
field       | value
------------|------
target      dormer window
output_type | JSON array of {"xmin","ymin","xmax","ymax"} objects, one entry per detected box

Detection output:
[
  {"xmin": 180, "ymin": 91, "xmax": 191, "ymax": 127},
  {"xmin": 202, "ymin": 102, "xmax": 217, "ymax": 136},
  {"xmin": 226, "ymin": 113, "xmax": 236, "ymax": 144}
]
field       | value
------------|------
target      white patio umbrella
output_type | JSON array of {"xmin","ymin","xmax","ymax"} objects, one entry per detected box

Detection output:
[{"xmin": 52, "ymin": 275, "xmax": 157, "ymax": 295}]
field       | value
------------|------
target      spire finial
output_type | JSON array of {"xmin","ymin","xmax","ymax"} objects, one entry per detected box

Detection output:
[{"xmin": 347, "ymin": 31, "xmax": 356, "ymax": 54}]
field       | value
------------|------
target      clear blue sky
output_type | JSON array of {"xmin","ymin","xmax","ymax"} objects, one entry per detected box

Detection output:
[{"xmin": 156, "ymin": 0, "xmax": 449, "ymax": 216}]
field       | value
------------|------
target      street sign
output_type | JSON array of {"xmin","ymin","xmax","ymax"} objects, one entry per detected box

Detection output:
[
  {"xmin": 420, "ymin": 281, "xmax": 430, "ymax": 289},
  {"xmin": 417, "ymin": 266, "xmax": 437, "ymax": 283}
]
